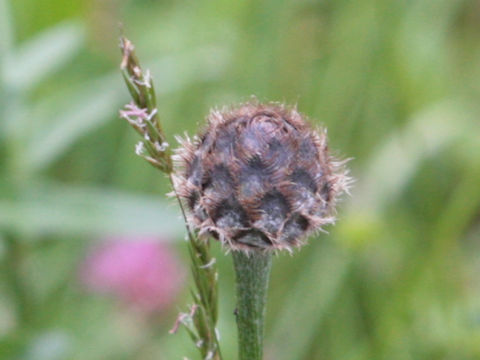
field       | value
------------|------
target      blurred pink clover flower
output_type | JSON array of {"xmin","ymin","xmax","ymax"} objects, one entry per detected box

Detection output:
[{"xmin": 80, "ymin": 237, "xmax": 185, "ymax": 313}]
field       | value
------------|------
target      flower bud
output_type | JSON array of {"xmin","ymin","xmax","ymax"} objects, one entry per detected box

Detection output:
[{"xmin": 173, "ymin": 102, "xmax": 349, "ymax": 252}]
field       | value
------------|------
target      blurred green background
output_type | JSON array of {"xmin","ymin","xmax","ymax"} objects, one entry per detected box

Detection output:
[{"xmin": 1, "ymin": 0, "xmax": 480, "ymax": 359}]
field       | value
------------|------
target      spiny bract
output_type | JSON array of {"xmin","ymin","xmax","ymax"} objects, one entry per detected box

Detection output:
[{"xmin": 173, "ymin": 101, "xmax": 349, "ymax": 252}]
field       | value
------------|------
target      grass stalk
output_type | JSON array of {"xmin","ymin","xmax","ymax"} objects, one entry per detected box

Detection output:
[{"xmin": 119, "ymin": 36, "xmax": 222, "ymax": 360}]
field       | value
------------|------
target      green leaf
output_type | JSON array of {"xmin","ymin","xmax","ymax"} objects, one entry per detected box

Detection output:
[
  {"xmin": 4, "ymin": 21, "xmax": 84, "ymax": 91},
  {"xmin": 0, "ymin": 181, "xmax": 184, "ymax": 239},
  {"xmin": 25, "ymin": 75, "xmax": 124, "ymax": 171},
  {"xmin": 351, "ymin": 99, "xmax": 478, "ymax": 214}
]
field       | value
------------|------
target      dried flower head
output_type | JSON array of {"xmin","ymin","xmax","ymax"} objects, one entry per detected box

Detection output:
[{"xmin": 173, "ymin": 101, "xmax": 350, "ymax": 252}]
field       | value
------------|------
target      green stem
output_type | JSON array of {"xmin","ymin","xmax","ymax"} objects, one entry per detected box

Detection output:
[{"xmin": 232, "ymin": 250, "xmax": 273, "ymax": 360}]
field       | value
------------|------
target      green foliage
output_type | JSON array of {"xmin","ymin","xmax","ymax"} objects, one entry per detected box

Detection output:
[{"xmin": 1, "ymin": 0, "xmax": 480, "ymax": 359}]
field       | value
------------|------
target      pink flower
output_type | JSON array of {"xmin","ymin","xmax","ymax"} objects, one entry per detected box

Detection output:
[{"xmin": 80, "ymin": 237, "xmax": 185, "ymax": 313}]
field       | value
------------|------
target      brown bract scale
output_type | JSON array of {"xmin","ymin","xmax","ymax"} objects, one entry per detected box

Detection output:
[{"xmin": 172, "ymin": 102, "xmax": 349, "ymax": 252}]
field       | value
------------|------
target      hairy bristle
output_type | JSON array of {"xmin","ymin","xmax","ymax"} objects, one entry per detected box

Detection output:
[{"xmin": 173, "ymin": 101, "xmax": 350, "ymax": 252}]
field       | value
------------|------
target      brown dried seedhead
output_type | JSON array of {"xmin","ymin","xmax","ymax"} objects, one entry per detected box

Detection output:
[{"xmin": 173, "ymin": 101, "xmax": 350, "ymax": 252}]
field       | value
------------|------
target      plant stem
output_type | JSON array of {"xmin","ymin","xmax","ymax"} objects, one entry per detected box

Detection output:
[{"xmin": 232, "ymin": 250, "xmax": 273, "ymax": 360}]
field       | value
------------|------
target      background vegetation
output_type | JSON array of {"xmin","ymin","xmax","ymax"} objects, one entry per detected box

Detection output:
[{"xmin": 1, "ymin": 0, "xmax": 480, "ymax": 359}]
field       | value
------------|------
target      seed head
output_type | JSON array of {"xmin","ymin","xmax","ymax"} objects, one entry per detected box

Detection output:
[{"xmin": 173, "ymin": 101, "xmax": 350, "ymax": 252}]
